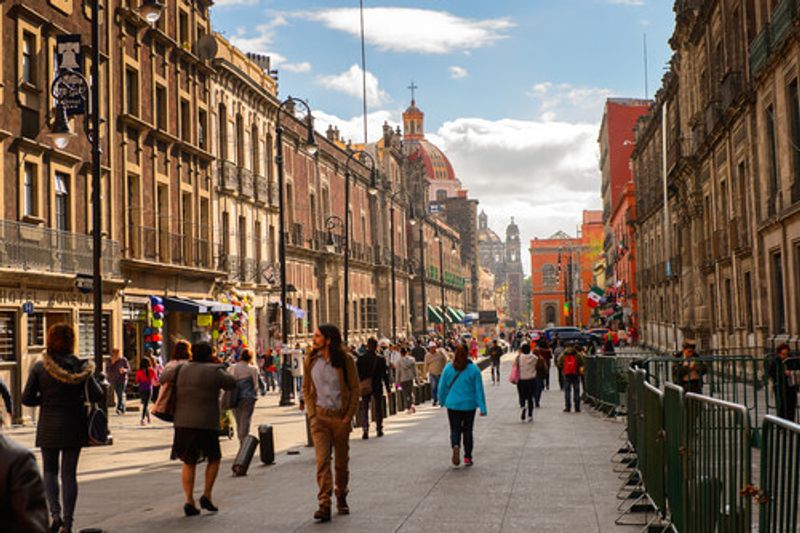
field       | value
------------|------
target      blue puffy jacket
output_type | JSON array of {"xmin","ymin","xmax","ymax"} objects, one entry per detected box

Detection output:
[{"xmin": 438, "ymin": 361, "xmax": 487, "ymax": 415}]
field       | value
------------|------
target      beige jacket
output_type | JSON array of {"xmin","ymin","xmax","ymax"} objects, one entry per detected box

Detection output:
[
  {"xmin": 424, "ymin": 350, "xmax": 447, "ymax": 377},
  {"xmin": 302, "ymin": 350, "xmax": 360, "ymax": 422}
]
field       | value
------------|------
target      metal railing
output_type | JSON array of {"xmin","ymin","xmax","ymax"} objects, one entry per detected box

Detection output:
[
  {"xmin": 0, "ymin": 220, "xmax": 121, "ymax": 277},
  {"xmin": 758, "ymin": 415, "xmax": 800, "ymax": 532}
]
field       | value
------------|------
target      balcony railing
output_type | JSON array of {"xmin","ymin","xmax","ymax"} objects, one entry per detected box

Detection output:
[
  {"xmin": 0, "ymin": 220, "xmax": 120, "ymax": 277},
  {"xmin": 704, "ymin": 101, "xmax": 721, "ymax": 136},
  {"xmin": 290, "ymin": 223, "xmax": 304, "ymax": 247},
  {"xmin": 217, "ymin": 254, "xmax": 240, "ymax": 281},
  {"xmin": 240, "ymin": 257, "xmax": 256, "ymax": 282},
  {"xmin": 239, "ymin": 167, "xmax": 254, "ymax": 198},
  {"xmin": 749, "ymin": 26, "xmax": 771, "ymax": 78},
  {"xmin": 771, "ymin": 0, "xmax": 796, "ymax": 48},
  {"xmin": 713, "ymin": 227, "xmax": 729, "ymax": 260},
  {"xmin": 217, "ymin": 160, "xmax": 238, "ymax": 192}
]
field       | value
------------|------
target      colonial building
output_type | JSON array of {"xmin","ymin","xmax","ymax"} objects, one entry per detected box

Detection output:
[
  {"xmin": 529, "ymin": 211, "xmax": 604, "ymax": 329},
  {"xmin": 632, "ymin": 0, "xmax": 800, "ymax": 352},
  {"xmin": 478, "ymin": 212, "xmax": 525, "ymax": 323}
]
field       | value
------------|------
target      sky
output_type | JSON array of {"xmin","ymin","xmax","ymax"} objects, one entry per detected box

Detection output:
[{"xmin": 210, "ymin": 0, "xmax": 675, "ymax": 274}]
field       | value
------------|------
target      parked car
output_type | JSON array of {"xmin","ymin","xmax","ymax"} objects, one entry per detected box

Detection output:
[
  {"xmin": 587, "ymin": 328, "xmax": 611, "ymax": 345},
  {"xmin": 546, "ymin": 327, "xmax": 594, "ymax": 349}
]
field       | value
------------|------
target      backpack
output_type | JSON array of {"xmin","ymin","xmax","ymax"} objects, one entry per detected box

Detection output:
[{"xmin": 563, "ymin": 354, "xmax": 578, "ymax": 376}]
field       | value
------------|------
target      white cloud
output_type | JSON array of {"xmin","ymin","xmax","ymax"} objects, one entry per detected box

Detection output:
[
  {"xmin": 297, "ymin": 8, "xmax": 513, "ymax": 54},
  {"xmin": 608, "ymin": 0, "xmax": 645, "ymax": 5},
  {"xmin": 313, "ymin": 109, "xmax": 401, "ymax": 146},
  {"xmin": 433, "ymin": 117, "xmax": 603, "ymax": 272},
  {"xmin": 229, "ymin": 17, "xmax": 312, "ymax": 74},
  {"xmin": 317, "ymin": 64, "xmax": 390, "ymax": 106},
  {"xmin": 449, "ymin": 66, "xmax": 468, "ymax": 79},
  {"xmin": 529, "ymin": 82, "xmax": 614, "ymax": 123}
]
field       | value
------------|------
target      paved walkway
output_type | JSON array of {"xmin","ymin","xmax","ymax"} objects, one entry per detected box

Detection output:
[{"xmin": 11, "ymin": 356, "xmax": 637, "ymax": 532}]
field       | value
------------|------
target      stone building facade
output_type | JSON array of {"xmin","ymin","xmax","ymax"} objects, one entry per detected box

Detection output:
[
  {"xmin": 478, "ymin": 212, "xmax": 525, "ymax": 323},
  {"xmin": 632, "ymin": 0, "xmax": 800, "ymax": 352}
]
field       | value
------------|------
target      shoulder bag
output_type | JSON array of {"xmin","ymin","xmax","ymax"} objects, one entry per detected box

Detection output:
[
  {"xmin": 84, "ymin": 377, "xmax": 109, "ymax": 446},
  {"xmin": 359, "ymin": 357, "xmax": 379, "ymax": 397},
  {"xmin": 152, "ymin": 363, "xmax": 183, "ymax": 422},
  {"xmin": 509, "ymin": 356, "xmax": 520, "ymax": 384}
]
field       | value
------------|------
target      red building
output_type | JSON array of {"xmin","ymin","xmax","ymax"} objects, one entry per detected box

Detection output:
[
  {"xmin": 607, "ymin": 182, "xmax": 638, "ymax": 328},
  {"xmin": 529, "ymin": 211, "xmax": 604, "ymax": 328}
]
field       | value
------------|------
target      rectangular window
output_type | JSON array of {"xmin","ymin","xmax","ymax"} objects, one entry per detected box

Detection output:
[
  {"xmin": 179, "ymin": 11, "xmax": 190, "ymax": 46},
  {"xmin": 0, "ymin": 312, "xmax": 16, "ymax": 362},
  {"xmin": 788, "ymin": 80, "xmax": 800, "ymax": 185},
  {"xmin": 744, "ymin": 271, "xmax": 754, "ymax": 333},
  {"xmin": 772, "ymin": 251, "xmax": 786, "ymax": 333},
  {"xmin": 125, "ymin": 67, "xmax": 139, "ymax": 116},
  {"xmin": 78, "ymin": 312, "xmax": 111, "ymax": 357},
  {"xmin": 23, "ymin": 162, "xmax": 38, "ymax": 218},
  {"xmin": 155, "ymin": 85, "xmax": 167, "ymax": 130},
  {"xmin": 22, "ymin": 31, "xmax": 36, "ymax": 85},
  {"xmin": 221, "ymin": 211, "xmax": 230, "ymax": 255},
  {"xmin": 709, "ymin": 283, "xmax": 717, "ymax": 327},
  {"xmin": 724, "ymin": 278, "xmax": 733, "ymax": 333},
  {"xmin": 307, "ymin": 298, "xmax": 313, "ymax": 333},
  {"xmin": 766, "ymin": 105, "xmax": 779, "ymax": 213},
  {"xmin": 180, "ymin": 99, "xmax": 191, "ymax": 142},
  {"xmin": 198, "ymin": 109, "xmax": 207, "ymax": 150},
  {"xmin": 27, "ymin": 313, "xmax": 44, "ymax": 347},
  {"xmin": 54, "ymin": 172, "xmax": 70, "ymax": 232}
]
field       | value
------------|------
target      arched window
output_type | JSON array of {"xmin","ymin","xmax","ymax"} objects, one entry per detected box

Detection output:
[
  {"xmin": 542, "ymin": 264, "xmax": 556, "ymax": 286},
  {"xmin": 545, "ymin": 305, "xmax": 556, "ymax": 325}
]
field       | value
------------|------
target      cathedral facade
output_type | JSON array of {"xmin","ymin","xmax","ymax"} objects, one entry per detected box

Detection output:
[{"xmin": 478, "ymin": 212, "xmax": 525, "ymax": 324}]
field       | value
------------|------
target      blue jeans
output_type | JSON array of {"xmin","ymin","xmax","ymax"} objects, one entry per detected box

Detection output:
[
  {"xmin": 447, "ymin": 409, "xmax": 476, "ymax": 458},
  {"xmin": 430, "ymin": 374, "xmax": 441, "ymax": 404},
  {"xmin": 41, "ymin": 447, "xmax": 81, "ymax": 528},
  {"xmin": 113, "ymin": 382, "xmax": 126, "ymax": 413},
  {"xmin": 533, "ymin": 378, "xmax": 544, "ymax": 406},
  {"xmin": 564, "ymin": 375, "xmax": 581, "ymax": 411},
  {"xmin": 295, "ymin": 376, "xmax": 303, "ymax": 393}
]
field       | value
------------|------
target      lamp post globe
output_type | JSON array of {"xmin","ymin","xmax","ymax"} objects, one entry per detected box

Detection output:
[{"xmin": 140, "ymin": 0, "xmax": 164, "ymax": 23}]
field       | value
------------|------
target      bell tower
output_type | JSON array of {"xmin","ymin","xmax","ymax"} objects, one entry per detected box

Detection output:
[{"xmin": 402, "ymin": 82, "xmax": 425, "ymax": 141}]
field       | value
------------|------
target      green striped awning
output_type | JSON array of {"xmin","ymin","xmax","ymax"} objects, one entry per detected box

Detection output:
[
  {"xmin": 427, "ymin": 305, "xmax": 444, "ymax": 324},
  {"xmin": 445, "ymin": 306, "xmax": 462, "ymax": 323}
]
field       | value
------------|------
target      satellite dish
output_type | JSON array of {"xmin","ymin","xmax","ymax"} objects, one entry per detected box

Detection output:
[{"xmin": 196, "ymin": 34, "xmax": 218, "ymax": 61}]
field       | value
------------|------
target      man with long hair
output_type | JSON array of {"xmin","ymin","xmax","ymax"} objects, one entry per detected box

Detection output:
[{"xmin": 301, "ymin": 324, "xmax": 360, "ymax": 522}]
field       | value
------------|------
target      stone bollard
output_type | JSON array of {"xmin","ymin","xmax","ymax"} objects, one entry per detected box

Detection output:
[
  {"xmin": 388, "ymin": 392, "xmax": 397, "ymax": 415},
  {"xmin": 413, "ymin": 385, "xmax": 422, "ymax": 405}
]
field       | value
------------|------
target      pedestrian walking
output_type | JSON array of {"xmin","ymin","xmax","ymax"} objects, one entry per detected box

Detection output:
[
  {"xmin": 424, "ymin": 341, "xmax": 447, "ymax": 407},
  {"xmin": 410, "ymin": 339, "xmax": 427, "ymax": 363},
  {"xmin": 671, "ymin": 340, "xmax": 706, "ymax": 394},
  {"xmin": 357, "ymin": 338, "xmax": 391, "ymax": 439},
  {"xmin": 533, "ymin": 339, "xmax": 552, "ymax": 392},
  {"xmin": 21, "ymin": 323, "xmax": 104, "ymax": 533},
  {"xmin": 469, "ymin": 338, "xmax": 479, "ymax": 360},
  {"xmin": 488, "ymin": 339, "xmax": 503, "ymax": 385},
  {"xmin": 106, "ymin": 347, "xmax": 130, "ymax": 414},
  {"xmin": 397, "ymin": 347, "xmax": 418, "ymax": 414},
  {"xmin": 135, "ymin": 357, "xmax": 156, "ymax": 425},
  {"xmin": 439, "ymin": 345, "xmax": 487, "ymax": 467},
  {"xmin": 291, "ymin": 345, "xmax": 304, "ymax": 399},
  {"xmin": 300, "ymin": 324, "xmax": 359, "ymax": 522},
  {"xmin": 768, "ymin": 343, "xmax": 799, "ymax": 421},
  {"xmin": 0, "ymin": 433, "xmax": 49, "ymax": 533},
  {"xmin": 229, "ymin": 348, "xmax": 260, "ymax": 445},
  {"xmin": 552, "ymin": 338, "xmax": 565, "ymax": 390},
  {"xmin": 556, "ymin": 347, "xmax": 584, "ymax": 412},
  {"xmin": 150, "ymin": 348, "xmax": 163, "ymax": 401},
  {"xmin": 512, "ymin": 344, "xmax": 545, "ymax": 422},
  {"xmin": 159, "ymin": 341, "xmax": 236, "ymax": 517}
]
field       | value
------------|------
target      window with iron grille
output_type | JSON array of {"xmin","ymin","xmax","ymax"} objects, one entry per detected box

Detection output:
[
  {"xmin": 78, "ymin": 312, "xmax": 111, "ymax": 357},
  {"xmin": 27, "ymin": 313, "xmax": 44, "ymax": 347},
  {"xmin": 0, "ymin": 312, "xmax": 16, "ymax": 362}
]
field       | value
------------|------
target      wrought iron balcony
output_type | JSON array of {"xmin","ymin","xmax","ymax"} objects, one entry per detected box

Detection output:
[
  {"xmin": 771, "ymin": 0, "xmax": 796, "ymax": 48},
  {"xmin": 290, "ymin": 223, "xmax": 304, "ymax": 247},
  {"xmin": 0, "ymin": 220, "xmax": 120, "ymax": 278},
  {"xmin": 713, "ymin": 227, "xmax": 729, "ymax": 260},
  {"xmin": 217, "ymin": 160, "xmax": 238, "ymax": 192},
  {"xmin": 729, "ymin": 217, "xmax": 751, "ymax": 252},
  {"xmin": 749, "ymin": 26, "xmax": 771, "ymax": 78}
]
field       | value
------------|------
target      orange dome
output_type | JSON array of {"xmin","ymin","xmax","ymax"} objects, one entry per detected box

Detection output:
[{"xmin": 406, "ymin": 139, "xmax": 458, "ymax": 182}]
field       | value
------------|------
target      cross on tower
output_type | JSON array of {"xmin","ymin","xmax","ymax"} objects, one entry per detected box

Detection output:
[{"xmin": 407, "ymin": 81, "xmax": 418, "ymax": 103}]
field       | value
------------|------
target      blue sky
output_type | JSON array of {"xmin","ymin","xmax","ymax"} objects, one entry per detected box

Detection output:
[{"xmin": 211, "ymin": 1, "xmax": 675, "ymax": 272}]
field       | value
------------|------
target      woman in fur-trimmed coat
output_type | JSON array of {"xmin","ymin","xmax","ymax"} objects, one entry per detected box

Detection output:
[{"xmin": 22, "ymin": 324, "xmax": 103, "ymax": 533}]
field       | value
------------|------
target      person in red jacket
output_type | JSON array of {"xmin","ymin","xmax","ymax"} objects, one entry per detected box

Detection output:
[{"xmin": 135, "ymin": 357, "xmax": 157, "ymax": 425}]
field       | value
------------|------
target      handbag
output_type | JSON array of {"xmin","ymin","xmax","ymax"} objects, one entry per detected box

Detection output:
[
  {"xmin": 509, "ymin": 356, "xmax": 520, "ymax": 384},
  {"xmin": 84, "ymin": 377, "xmax": 109, "ymax": 446},
  {"xmin": 152, "ymin": 363, "xmax": 183, "ymax": 422}
]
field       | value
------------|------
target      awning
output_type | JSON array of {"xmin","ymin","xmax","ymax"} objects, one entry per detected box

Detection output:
[
  {"xmin": 164, "ymin": 297, "xmax": 236, "ymax": 314},
  {"xmin": 446, "ymin": 306, "xmax": 464, "ymax": 323},
  {"xmin": 427, "ymin": 304, "xmax": 444, "ymax": 324}
]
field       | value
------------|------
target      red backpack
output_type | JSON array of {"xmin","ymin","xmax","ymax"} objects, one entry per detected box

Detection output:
[{"xmin": 563, "ymin": 354, "xmax": 578, "ymax": 376}]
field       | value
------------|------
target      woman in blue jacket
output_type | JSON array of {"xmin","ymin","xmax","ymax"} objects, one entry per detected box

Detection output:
[{"xmin": 438, "ymin": 344, "xmax": 487, "ymax": 467}]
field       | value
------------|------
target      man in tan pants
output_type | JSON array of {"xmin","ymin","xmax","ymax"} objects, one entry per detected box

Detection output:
[{"xmin": 300, "ymin": 324, "xmax": 360, "ymax": 522}]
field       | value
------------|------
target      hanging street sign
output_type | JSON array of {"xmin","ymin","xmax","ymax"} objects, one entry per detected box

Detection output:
[{"xmin": 54, "ymin": 34, "xmax": 86, "ymax": 116}]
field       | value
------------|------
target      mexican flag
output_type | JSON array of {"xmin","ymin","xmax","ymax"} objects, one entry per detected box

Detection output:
[{"xmin": 587, "ymin": 286, "xmax": 604, "ymax": 308}]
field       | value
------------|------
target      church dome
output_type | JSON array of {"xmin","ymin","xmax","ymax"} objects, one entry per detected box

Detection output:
[{"xmin": 406, "ymin": 139, "xmax": 458, "ymax": 182}]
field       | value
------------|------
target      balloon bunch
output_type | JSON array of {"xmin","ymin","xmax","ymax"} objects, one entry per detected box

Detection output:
[
  {"xmin": 213, "ymin": 291, "xmax": 253, "ymax": 355},
  {"xmin": 145, "ymin": 296, "xmax": 165, "ymax": 356}
]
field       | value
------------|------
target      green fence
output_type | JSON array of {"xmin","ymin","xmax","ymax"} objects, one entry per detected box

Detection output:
[
  {"xmin": 684, "ymin": 392, "xmax": 752, "ymax": 532},
  {"xmin": 759, "ymin": 415, "xmax": 800, "ymax": 533},
  {"xmin": 641, "ymin": 380, "xmax": 666, "ymax": 517},
  {"xmin": 583, "ymin": 352, "xmax": 656, "ymax": 414},
  {"xmin": 664, "ymin": 383, "xmax": 687, "ymax": 532}
]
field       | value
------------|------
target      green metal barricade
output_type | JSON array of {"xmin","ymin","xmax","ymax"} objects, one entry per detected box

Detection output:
[
  {"xmin": 759, "ymin": 415, "xmax": 800, "ymax": 533},
  {"xmin": 684, "ymin": 393, "xmax": 752, "ymax": 533},
  {"xmin": 664, "ymin": 383, "xmax": 687, "ymax": 532},
  {"xmin": 641, "ymin": 380, "xmax": 667, "ymax": 516},
  {"xmin": 627, "ymin": 368, "xmax": 645, "ymax": 453},
  {"xmin": 642, "ymin": 355, "xmax": 765, "ymax": 447}
]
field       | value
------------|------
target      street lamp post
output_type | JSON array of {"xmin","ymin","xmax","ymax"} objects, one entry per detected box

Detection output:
[
  {"xmin": 409, "ymin": 210, "xmax": 428, "ymax": 335},
  {"xmin": 343, "ymin": 150, "xmax": 378, "ymax": 344},
  {"xmin": 435, "ymin": 229, "xmax": 446, "ymax": 333},
  {"xmin": 48, "ymin": 2, "xmax": 163, "ymax": 422},
  {"xmin": 276, "ymin": 96, "xmax": 317, "ymax": 407},
  {"xmin": 386, "ymin": 188, "xmax": 410, "ymax": 342}
]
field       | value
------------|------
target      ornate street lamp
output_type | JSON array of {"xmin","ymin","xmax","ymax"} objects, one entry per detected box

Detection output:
[
  {"xmin": 324, "ymin": 215, "xmax": 344, "ymax": 254},
  {"xmin": 140, "ymin": 0, "xmax": 165, "ymax": 24},
  {"xmin": 276, "ymin": 96, "xmax": 317, "ymax": 406},
  {"xmin": 342, "ymin": 150, "xmax": 378, "ymax": 344}
]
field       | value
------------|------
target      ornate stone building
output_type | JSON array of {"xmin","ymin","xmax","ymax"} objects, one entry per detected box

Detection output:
[
  {"xmin": 478, "ymin": 212, "xmax": 525, "ymax": 323},
  {"xmin": 632, "ymin": 0, "xmax": 800, "ymax": 351}
]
